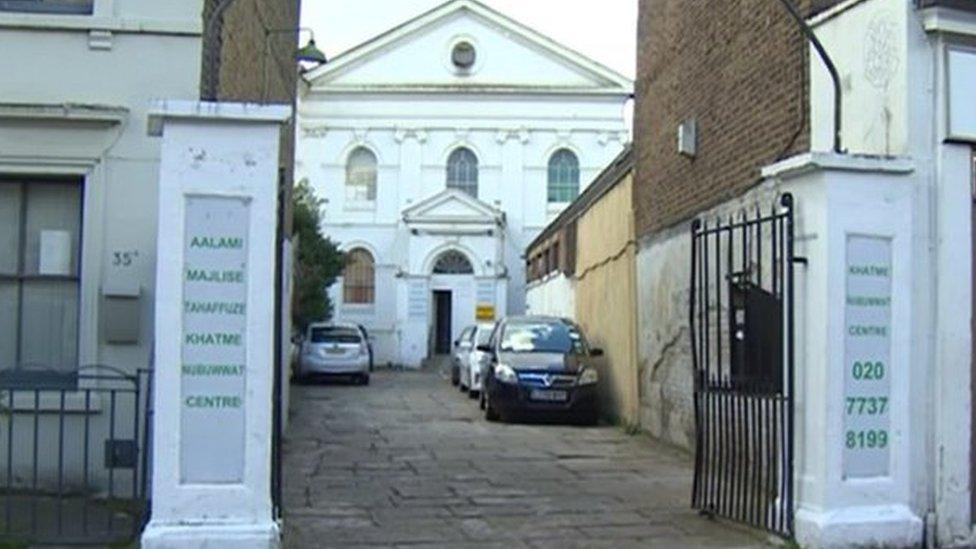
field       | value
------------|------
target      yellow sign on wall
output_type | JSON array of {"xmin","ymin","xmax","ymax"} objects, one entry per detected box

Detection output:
[{"xmin": 475, "ymin": 304, "xmax": 495, "ymax": 321}]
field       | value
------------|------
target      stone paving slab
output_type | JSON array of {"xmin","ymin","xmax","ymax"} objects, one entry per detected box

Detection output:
[{"xmin": 282, "ymin": 368, "xmax": 773, "ymax": 548}]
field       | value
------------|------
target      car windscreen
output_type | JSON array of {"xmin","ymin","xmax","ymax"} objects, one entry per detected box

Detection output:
[
  {"xmin": 499, "ymin": 321, "xmax": 587, "ymax": 354},
  {"xmin": 309, "ymin": 327, "xmax": 361, "ymax": 344}
]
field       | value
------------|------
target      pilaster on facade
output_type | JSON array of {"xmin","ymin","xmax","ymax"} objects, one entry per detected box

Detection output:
[
  {"xmin": 393, "ymin": 127, "xmax": 429, "ymax": 144},
  {"xmin": 494, "ymin": 127, "xmax": 530, "ymax": 145},
  {"xmin": 300, "ymin": 124, "xmax": 328, "ymax": 139}
]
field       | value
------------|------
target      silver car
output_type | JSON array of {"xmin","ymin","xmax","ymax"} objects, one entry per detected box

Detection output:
[
  {"xmin": 459, "ymin": 322, "xmax": 495, "ymax": 398},
  {"xmin": 298, "ymin": 322, "xmax": 371, "ymax": 384}
]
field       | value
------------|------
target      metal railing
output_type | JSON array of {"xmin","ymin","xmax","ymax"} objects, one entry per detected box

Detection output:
[
  {"xmin": 0, "ymin": 365, "xmax": 152, "ymax": 545},
  {"xmin": 689, "ymin": 194, "xmax": 796, "ymax": 536}
]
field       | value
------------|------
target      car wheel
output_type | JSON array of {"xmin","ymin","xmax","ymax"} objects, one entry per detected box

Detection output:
[
  {"xmin": 468, "ymin": 389, "xmax": 479, "ymax": 400},
  {"xmin": 484, "ymin": 395, "xmax": 500, "ymax": 422},
  {"xmin": 575, "ymin": 408, "xmax": 599, "ymax": 426},
  {"xmin": 361, "ymin": 374, "xmax": 370, "ymax": 386},
  {"xmin": 479, "ymin": 392, "xmax": 486, "ymax": 410},
  {"xmin": 451, "ymin": 366, "xmax": 459, "ymax": 386}
]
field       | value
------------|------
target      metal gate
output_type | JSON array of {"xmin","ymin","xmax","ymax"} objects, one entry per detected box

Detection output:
[
  {"xmin": 0, "ymin": 365, "xmax": 152, "ymax": 545},
  {"xmin": 689, "ymin": 193, "xmax": 796, "ymax": 536}
]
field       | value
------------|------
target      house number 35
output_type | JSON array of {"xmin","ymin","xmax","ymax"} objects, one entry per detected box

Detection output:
[{"xmin": 112, "ymin": 250, "xmax": 139, "ymax": 267}]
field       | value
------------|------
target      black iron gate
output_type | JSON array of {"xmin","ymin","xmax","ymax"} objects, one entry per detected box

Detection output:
[
  {"xmin": 0, "ymin": 365, "xmax": 152, "ymax": 545},
  {"xmin": 689, "ymin": 193, "xmax": 796, "ymax": 536}
]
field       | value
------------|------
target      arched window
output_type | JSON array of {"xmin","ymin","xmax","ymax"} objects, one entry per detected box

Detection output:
[
  {"xmin": 343, "ymin": 248, "xmax": 375, "ymax": 304},
  {"xmin": 547, "ymin": 149, "xmax": 580, "ymax": 203},
  {"xmin": 446, "ymin": 147, "xmax": 478, "ymax": 198},
  {"xmin": 432, "ymin": 250, "xmax": 474, "ymax": 274},
  {"xmin": 345, "ymin": 147, "xmax": 377, "ymax": 202}
]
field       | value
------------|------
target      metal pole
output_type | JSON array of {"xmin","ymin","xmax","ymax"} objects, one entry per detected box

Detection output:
[{"xmin": 773, "ymin": 0, "xmax": 844, "ymax": 154}]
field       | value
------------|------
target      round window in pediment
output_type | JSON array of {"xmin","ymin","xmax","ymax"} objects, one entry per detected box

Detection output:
[{"xmin": 451, "ymin": 41, "xmax": 476, "ymax": 71}]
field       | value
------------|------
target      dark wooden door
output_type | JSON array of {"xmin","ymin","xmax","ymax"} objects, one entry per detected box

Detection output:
[{"xmin": 434, "ymin": 290, "xmax": 452, "ymax": 354}]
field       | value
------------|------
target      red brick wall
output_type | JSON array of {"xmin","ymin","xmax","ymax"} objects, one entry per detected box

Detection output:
[{"xmin": 633, "ymin": 0, "xmax": 836, "ymax": 236}]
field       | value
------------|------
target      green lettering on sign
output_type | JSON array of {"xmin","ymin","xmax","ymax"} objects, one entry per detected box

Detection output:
[
  {"xmin": 189, "ymin": 236, "xmax": 244, "ymax": 249},
  {"xmin": 184, "ymin": 332, "xmax": 242, "ymax": 346},
  {"xmin": 846, "ymin": 295, "xmax": 891, "ymax": 307},
  {"xmin": 182, "ymin": 364, "xmax": 245, "ymax": 376},
  {"xmin": 184, "ymin": 395, "xmax": 243, "ymax": 408},
  {"xmin": 848, "ymin": 264, "xmax": 890, "ymax": 277},
  {"xmin": 845, "ymin": 429, "xmax": 889, "ymax": 449},
  {"xmin": 183, "ymin": 301, "xmax": 247, "ymax": 315},
  {"xmin": 848, "ymin": 325, "xmax": 887, "ymax": 337},
  {"xmin": 185, "ymin": 269, "xmax": 244, "ymax": 284}
]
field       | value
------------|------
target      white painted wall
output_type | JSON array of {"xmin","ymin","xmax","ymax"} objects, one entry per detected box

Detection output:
[
  {"xmin": 143, "ymin": 101, "xmax": 288, "ymax": 549},
  {"xmin": 525, "ymin": 274, "xmax": 575, "ymax": 319},
  {"xmin": 0, "ymin": 0, "xmax": 203, "ymax": 495},
  {"xmin": 803, "ymin": 2, "xmax": 976, "ymax": 545}
]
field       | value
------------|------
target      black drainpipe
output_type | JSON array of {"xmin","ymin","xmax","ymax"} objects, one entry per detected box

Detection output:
[
  {"xmin": 774, "ymin": 0, "xmax": 844, "ymax": 154},
  {"xmin": 201, "ymin": 0, "xmax": 240, "ymax": 101}
]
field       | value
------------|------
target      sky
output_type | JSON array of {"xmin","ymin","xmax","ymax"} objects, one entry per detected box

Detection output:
[{"xmin": 299, "ymin": 0, "xmax": 637, "ymax": 79}]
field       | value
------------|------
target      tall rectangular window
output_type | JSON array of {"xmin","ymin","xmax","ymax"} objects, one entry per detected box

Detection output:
[
  {"xmin": 0, "ymin": 0, "xmax": 93, "ymax": 14},
  {"xmin": 0, "ymin": 179, "xmax": 83, "ymax": 384}
]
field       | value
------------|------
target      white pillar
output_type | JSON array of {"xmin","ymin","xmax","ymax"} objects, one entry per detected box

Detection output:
[
  {"xmin": 764, "ymin": 153, "xmax": 924, "ymax": 548},
  {"xmin": 142, "ymin": 100, "xmax": 291, "ymax": 549}
]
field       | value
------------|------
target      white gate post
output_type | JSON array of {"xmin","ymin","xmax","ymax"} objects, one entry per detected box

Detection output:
[{"xmin": 142, "ymin": 100, "xmax": 290, "ymax": 549}]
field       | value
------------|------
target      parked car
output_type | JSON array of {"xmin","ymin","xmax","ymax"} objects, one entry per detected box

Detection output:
[
  {"xmin": 450, "ymin": 325, "xmax": 476, "ymax": 386},
  {"xmin": 298, "ymin": 322, "xmax": 371, "ymax": 384},
  {"xmin": 479, "ymin": 316, "xmax": 603, "ymax": 424},
  {"xmin": 357, "ymin": 323, "xmax": 375, "ymax": 372},
  {"xmin": 459, "ymin": 322, "xmax": 495, "ymax": 398}
]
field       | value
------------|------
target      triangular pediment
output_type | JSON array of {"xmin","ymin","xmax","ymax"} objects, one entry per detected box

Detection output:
[
  {"xmin": 403, "ymin": 189, "xmax": 502, "ymax": 225},
  {"xmin": 303, "ymin": 0, "xmax": 632, "ymax": 94}
]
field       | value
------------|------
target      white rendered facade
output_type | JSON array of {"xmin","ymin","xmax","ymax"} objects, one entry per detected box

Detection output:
[
  {"xmin": 296, "ymin": 0, "xmax": 630, "ymax": 367},
  {"xmin": 0, "ymin": 0, "xmax": 203, "ymax": 498}
]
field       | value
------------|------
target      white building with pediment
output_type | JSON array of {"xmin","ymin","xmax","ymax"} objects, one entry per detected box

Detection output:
[{"xmin": 296, "ymin": 0, "xmax": 631, "ymax": 367}]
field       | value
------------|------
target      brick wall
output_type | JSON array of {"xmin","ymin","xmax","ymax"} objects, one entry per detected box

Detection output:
[
  {"xmin": 633, "ymin": 0, "xmax": 837, "ymax": 236},
  {"xmin": 200, "ymin": 0, "xmax": 301, "ymax": 233}
]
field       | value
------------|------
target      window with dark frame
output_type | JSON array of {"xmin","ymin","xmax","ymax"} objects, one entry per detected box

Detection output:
[
  {"xmin": 343, "ymin": 248, "xmax": 375, "ymax": 304},
  {"xmin": 0, "ymin": 178, "xmax": 83, "ymax": 386},
  {"xmin": 446, "ymin": 147, "xmax": 479, "ymax": 198},
  {"xmin": 345, "ymin": 146, "xmax": 378, "ymax": 202},
  {"xmin": 547, "ymin": 149, "xmax": 580, "ymax": 203},
  {"xmin": 432, "ymin": 250, "xmax": 474, "ymax": 274},
  {"xmin": 0, "ymin": 0, "xmax": 93, "ymax": 14}
]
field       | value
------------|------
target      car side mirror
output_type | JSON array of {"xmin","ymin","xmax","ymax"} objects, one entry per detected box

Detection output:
[
  {"xmin": 476, "ymin": 344, "xmax": 492, "ymax": 353},
  {"xmin": 291, "ymin": 334, "xmax": 302, "ymax": 344},
  {"xmin": 590, "ymin": 348, "xmax": 604, "ymax": 357}
]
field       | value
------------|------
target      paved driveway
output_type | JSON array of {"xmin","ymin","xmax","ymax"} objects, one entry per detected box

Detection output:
[{"xmin": 282, "ymin": 368, "xmax": 770, "ymax": 548}]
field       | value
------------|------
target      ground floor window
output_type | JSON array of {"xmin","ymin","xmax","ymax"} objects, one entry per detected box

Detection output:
[
  {"xmin": 0, "ymin": 178, "xmax": 83, "ymax": 385},
  {"xmin": 343, "ymin": 248, "xmax": 375, "ymax": 304}
]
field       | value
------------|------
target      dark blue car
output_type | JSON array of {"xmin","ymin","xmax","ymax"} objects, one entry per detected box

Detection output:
[{"xmin": 478, "ymin": 316, "xmax": 603, "ymax": 424}]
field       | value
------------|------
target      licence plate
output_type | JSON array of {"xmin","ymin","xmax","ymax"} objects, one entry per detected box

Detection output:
[
  {"xmin": 530, "ymin": 389, "xmax": 568, "ymax": 402},
  {"xmin": 326, "ymin": 348, "xmax": 345, "ymax": 355}
]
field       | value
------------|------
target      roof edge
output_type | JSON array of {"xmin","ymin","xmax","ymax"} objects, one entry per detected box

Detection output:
[{"xmin": 303, "ymin": 0, "xmax": 633, "ymax": 90}]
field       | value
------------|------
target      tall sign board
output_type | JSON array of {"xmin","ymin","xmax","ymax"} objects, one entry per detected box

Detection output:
[
  {"xmin": 842, "ymin": 235, "xmax": 892, "ymax": 478},
  {"xmin": 142, "ymin": 101, "xmax": 289, "ymax": 549},
  {"xmin": 181, "ymin": 196, "xmax": 250, "ymax": 482}
]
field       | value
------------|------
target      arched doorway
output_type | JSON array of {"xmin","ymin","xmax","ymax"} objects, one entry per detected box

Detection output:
[{"xmin": 429, "ymin": 250, "xmax": 474, "ymax": 355}]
